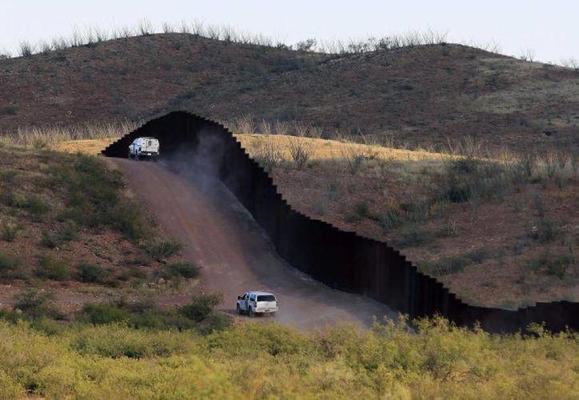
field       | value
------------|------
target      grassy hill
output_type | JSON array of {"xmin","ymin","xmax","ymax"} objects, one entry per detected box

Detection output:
[
  {"xmin": 236, "ymin": 134, "xmax": 578, "ymax": 309},
  {"xmin": 1, "ymin": 33, "xmax": 578, "ymax": 151}
]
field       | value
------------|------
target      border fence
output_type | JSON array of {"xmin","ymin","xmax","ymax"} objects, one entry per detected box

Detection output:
[{"xmin": 103, "ymin": 111, "xmax": 579, "ymax": 333}]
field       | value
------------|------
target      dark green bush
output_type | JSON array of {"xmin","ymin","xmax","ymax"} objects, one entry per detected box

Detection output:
[
  {"xmin": 164, "ymin": 261, "xmax": 200, "ymax": 279},
  {"xmin": 80, "ymin": 303, "xmax": 131, "ymax": 325},
  {"xmin": 21, "ymin": 195, "xmax": 50, "ymax": 218},
  {"xmin": 0, "ymin": 253, "xmax": 20, "ymax": 275},
  {"xmin": 1, "ymin": 222, "xmax": 19, "ymax": 242},
  {"xmin": 145, "ymin": 239, "xmax": 183, "ymax": 261},
  {"xmin": 528, "ymin": 253, "xmax": 575, "ymax": 279},
  {"xmin": 395, "ymin": 225, "xmax": 434, "ymax": 248},
  {"xmin": 36, "ymin": 256, "xmax": 70, "ymax": 281},
  {"xmin": 14, "ymin": 289, "xmax": 60, "ymax": 319},
  {"xmin": 421, "ymin": 248, "xmax": 491, "ymax": 276},
  {"xmin": 529, "ymin": 218, "xmax": 560, "ymax": 243},
  {"xmin": 40, "ymin": 231, "xmax": 61, "ymax": 249},
  {"xmin": 0, "ymin": 105, "xmax": 18, "ymax": 115},
  {"xmin": 379, "ymin": 208, "xmax": 402, "ymax": 232},
  {"xmin": 77, "ymin": 263, "xmax": 110, "ymax": 283},
  {"xmin": 197, "ymin": 312, "xmax": 232, "ymax": 334},
  {"xmin": 180, "ymin": 293, "xmax": 222, "ymax": 322}
]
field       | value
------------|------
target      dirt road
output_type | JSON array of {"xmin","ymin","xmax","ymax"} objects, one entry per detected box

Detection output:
[{"xmin": 115, "ymin": 158, "xmax": 394, "ymax": 330}]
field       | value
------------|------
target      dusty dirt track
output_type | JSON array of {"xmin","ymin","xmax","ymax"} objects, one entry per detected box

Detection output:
[{"xmin": 115, "ymin": 158, "xmax": 394, "ymax": 330}]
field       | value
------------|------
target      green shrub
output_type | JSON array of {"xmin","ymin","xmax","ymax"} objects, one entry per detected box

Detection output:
[
  {"xmin": 20, "ymin": 195, "xmax": 50, "ymax": 219},
  {"xmin": 79, "ymin": 303, "xmax": 131, "ymax": 325},
  {"xmin": 197, "ymin": 312, "xmax": 233, "ymax": 334},
  {"xmin": 421, "ymin": 248, "xmax": 491, "ymax": 276},
  {"xmin": 164, "ymin": 261, "xmax": 200, "ymax": 279},
  {"xmin": 379, "ymin": 208, "xmax": 402, "ymax": 232},
  {"xmin": 529, "ymin": 218, "xmax": 560, "ymax": 243},
  {"xmin": 0, "ymin": 253, "xmax": 20, "ymax": 279},
  {"xmin": 180, "ymin": 293, "xmax": 222, "ymax": 322},
  {"xmin": 1, "ymin": 222, "xmax": 19, "ymax": 242},
  {"xmin": 528, "ymin": 253, "xmax": 575, "ymax": 279},
  {"xmin": 145, "ymin": 239, "xmax": 183, "ymax": 261},
  {"xmin": 0, "ymin": 105, "xmax": 18, "ymax": 115},
  {"xmin": 14, "ymin": 289, "xmax": 59, "ymax": 319},
  {"xmin": 36, "ymin": 256, "xmax": 70, "ymax": 281},
  {"xmin": 40, "ymin": 231, "xmax": 61, "ymax": 249},
  {"xmin": 395, "ymin": 225, "xmax": 434, "ymax": 248},
  {"xmin": 77, "ymin": 263, "xmax": 110, "ymax": 283}
]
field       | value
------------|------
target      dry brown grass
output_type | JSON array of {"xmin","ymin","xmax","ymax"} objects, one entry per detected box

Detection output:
[{"xmin": 55, "ymin": 138, "xmax": 116, "ymax": 155}]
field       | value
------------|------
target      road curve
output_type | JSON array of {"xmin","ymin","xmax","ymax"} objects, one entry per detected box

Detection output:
[{"xmin": 114, "ymin": 158, "xmax": 395, "ymax": 330}]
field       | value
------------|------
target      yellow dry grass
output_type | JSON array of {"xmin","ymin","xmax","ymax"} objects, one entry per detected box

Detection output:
[
  {"xmin": 235, "ymin": 133, "xmax": 445, "ymax": 165},
  {"xmin": 54, "ymin": 138, "xmax": 116, "ymax": 155}
]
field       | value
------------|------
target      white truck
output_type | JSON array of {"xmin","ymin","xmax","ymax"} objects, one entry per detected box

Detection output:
[
  {"xmin": 236, "ymin": 291, "xmax": 278, "ymax": 317},
  {"xmin": 128, "ymin": 137, "xmax": 160, "ymax": 160}
]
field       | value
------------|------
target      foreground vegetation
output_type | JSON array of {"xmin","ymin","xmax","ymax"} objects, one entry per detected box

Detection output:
[{"xmin": 0, "ymin": 316, "xmax": 576, "ymax": 399}]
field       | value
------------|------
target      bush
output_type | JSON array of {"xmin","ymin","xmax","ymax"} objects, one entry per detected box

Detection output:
[
  {"xmin": 21, "ymin": 195, "xmax": 50, "ymax": 219},
  {"xmin": 197, "ymin": 312, "xmax": 232, "ymax": 334},
  {"xmin": 14, "ymin": 289, "xmax": 59, "ymax": 319},
  {"xmin": 528, "ymin": 253, "xmax": 575, "ymax": 279},
  {"xmin": 288, "ymin": 139, "xmax": 311, "ymax": 169},
  {"xmin": 529, "ymin": 218, "xmax": 560, "ymax": 243},
  {"xmin": 180, "ymin": 293, "xmax": 222, "ymax": 322},
  {"xmin": 77, "ymin": 263, "xmax": 110, "ymax": 283},
  {"xmin": 0, "ymin": 222, "xmax": 19, "ymax": 242},
  {"xmin": 395, "ymin": 225, "xmax": 434, "ymax": 248},
  {"xmin": 145, "ymin": 239, "xmax": 182, "ymax": 261},
  {"xmin": 164, "ymin": 261, "xmax": 200, "ymax": 279},
  {"xmin": 0, "ymin": 105, "xmax": 18, "ymax": 115},
  {"xmin": 79, "ymin": 303, "xmax": 131, "ymax": 325},
  {"xmin": 421, "ymin": 249, "xmax": 491, "ymax": 276},
  {"xmin": 379, "ymin": 208, "xmax": 402, "ymax": 232},
  {"xmin": 36, "ymin": 256, "xmax": 70, "ymax": 281},
  {"xmin": 40, "ymin": 231, "xmax": 61, "ymax": 249},
  {"xmin": 0, "ymin": 253, "xmax": 21, "ymax": 279},
  {"xmin": 41, "ymin": 222, "xmax": 78, "ymax": 248}
]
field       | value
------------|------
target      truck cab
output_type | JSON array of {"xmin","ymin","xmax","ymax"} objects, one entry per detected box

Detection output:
[
  {"xmin": 236, "ymin": 291, "xmax": 278, "ymax": 316},
  {"xmin": 128, "ymin": 137, "xmax": 160, "ymax": 160}
]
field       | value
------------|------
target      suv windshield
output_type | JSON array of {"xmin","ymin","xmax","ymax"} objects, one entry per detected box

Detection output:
[{"xmin": 257, "ymin": 295, "xmax": 276, "ymax": 302}]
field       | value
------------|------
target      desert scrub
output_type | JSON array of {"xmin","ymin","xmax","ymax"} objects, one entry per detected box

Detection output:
[
  {"xmin": 144, "ymin": 238, "xmax": 183, "ymax": 261},
  {"xmin": 0, "ymin": 317, "xmax": 576, "ymax": 398},
  {"xmin": 162, "ymin": 261, "xmax": 200, "ymax": 279},
  {"xmin": 35, "ymin": 256, "xmax": 70, "ymax": 281},
  {"xmin": 52, "ymin": 154, "xmax": 151, "ymax": 241}
]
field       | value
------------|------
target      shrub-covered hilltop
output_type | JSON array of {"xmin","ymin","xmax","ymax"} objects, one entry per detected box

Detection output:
[
  {"xmin": 1, "ymin": 25, "xmax": 579, "ymax": 152},
  {"xmin": 0, "ymin": 317, "xmax": 577, "ymax": 399}
]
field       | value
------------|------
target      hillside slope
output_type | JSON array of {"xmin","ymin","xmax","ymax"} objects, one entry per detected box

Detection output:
[{"xmin": 1, "ymin": 33, "xmax": 578, "ymax": 151}]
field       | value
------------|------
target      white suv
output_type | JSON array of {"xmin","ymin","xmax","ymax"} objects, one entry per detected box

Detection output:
[
  {"xmin": 236, "ymin": 291, "xmax": 278, "ymax": 317},
  {"xmin": 128, "ymin": 137, "xmax": 160, "ymax": 160}
]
